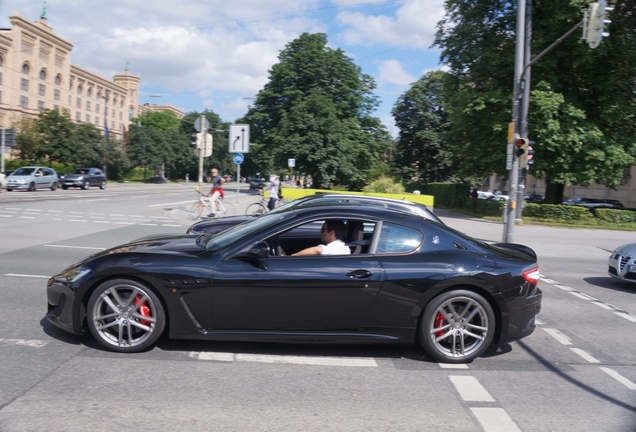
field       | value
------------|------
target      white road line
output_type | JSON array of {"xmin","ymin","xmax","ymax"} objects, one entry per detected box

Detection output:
[
  {"xmin": 139, "ymin": 223, "xmax": 158, "ymax": 226},
  {"xmin": 570, "ymin": 292, "xmax": 596, "ymax": 301},
  {"xmin": 592, "ymin": 302, "xmax": 613, "ymax": 310},
  {"xmin": 0, "ymin": 338, "xmax": 48, "ymax": 348},
  {"xmin": 555, "ymin": 284, "xmax": 574, "ymax": 291},
  {"xmin": 614, "ymin": 312, "xmax": 636, "ymax": 323},
  {"xmin": 69, "ymin": 219, "xmax": 88, "ymax": 222},
  {"xmin": 189, "ymin": 351, "xmax": 379, "ymax": 367},
  {"xmin": 162, "ymin": 224, "xmax": 183, "ymax": 227},
  {"xmin": 43, "ymin": 244, "xmax": 105, "ymax": 250},
  {"xmin": 449, "ymin": 376, "xmax": 495, "ymax": 402},
  {"xmin": 438, "ymin": 363, "xmax": 469, "ymax": 369},
  {"xmin": 0, "ymin": 214, "xmax": 11, "ymax": 218},
  {"xmin": 18, "ymin": 216, "xmax": 35, "ymax": 219},
  {"xmin": 470, "ymin": 408, "xmax": 522, "ymax": 432},
  {"xmin": 570, "ymin": 348, "xmax": 600, "ymax": 363},
  {"xmin": 542, "ymin": 328, "xmax": 573, "ymax": 345},
  {"xmin": 599, "ymin": 367, "xmax": 636, "ymax": 390},
  {"xmin": 5, "ymin": 274, "xmax": 50, "ymax": 278},
  {"xmin": 116, "ymin": 222, "xmax": 135, "ymax": 225}
]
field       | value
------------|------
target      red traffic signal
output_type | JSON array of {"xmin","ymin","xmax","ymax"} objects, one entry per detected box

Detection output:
[{"xmin": 515, "ymin": 138, "xmax": 528, "ymax": 157}]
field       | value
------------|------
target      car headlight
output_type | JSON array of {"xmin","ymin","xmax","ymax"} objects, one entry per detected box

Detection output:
[{"xmin": 55, "ymin": 266, "xmax": 91, "ymax": 283}]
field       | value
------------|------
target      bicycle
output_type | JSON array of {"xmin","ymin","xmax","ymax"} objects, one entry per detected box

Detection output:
[
  {"xmin": 245, "ymin": 193, "xmax": 284, "ymax": 215},
  {"xmin": 189, "ymin": 188, "xmax": 228, "ymax": 219}
]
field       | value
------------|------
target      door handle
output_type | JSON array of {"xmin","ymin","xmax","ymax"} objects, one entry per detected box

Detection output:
[{"xmin": 347, "ymin": 269, "xmax": 373, "ymax": 279}]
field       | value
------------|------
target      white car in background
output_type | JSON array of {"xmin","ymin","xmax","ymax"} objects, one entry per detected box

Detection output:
[{"xmin": 608, "ymin": 243, "xmax": 636, "ymax": 284}]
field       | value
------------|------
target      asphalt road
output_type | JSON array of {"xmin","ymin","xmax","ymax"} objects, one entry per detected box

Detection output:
[{"xmin": 0, "ymin": 183, "xmax": 634, "ymax": 432}]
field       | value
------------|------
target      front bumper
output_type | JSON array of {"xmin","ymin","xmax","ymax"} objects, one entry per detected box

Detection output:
[
  {"xmin": 608, "ymin": 254, "xmax": 636, "ymax": 283},
  {"xmin": 46, "ymin": 279, "xmax": 85, "ymax": 335}
]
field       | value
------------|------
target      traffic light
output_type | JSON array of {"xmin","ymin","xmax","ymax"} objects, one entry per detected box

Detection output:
[
  {"xmin": 527, "ymin": 141, "xmax": 535, "ymax": 166},
  {"xmin": 191, "ymin": 133, "xmax": 198, "ymax": 147},
  {"xmin": 584, "ymin": 0, "xmax": 612, "ymax": 49},
  {"xmin": 515, "ymin": 137, "xmax": 529, "ymax": 168}
]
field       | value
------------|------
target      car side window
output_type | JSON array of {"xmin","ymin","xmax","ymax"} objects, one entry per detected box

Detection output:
[{"xmin": 375, "ymin": 222, "xmax": 423, "ymax": 254}]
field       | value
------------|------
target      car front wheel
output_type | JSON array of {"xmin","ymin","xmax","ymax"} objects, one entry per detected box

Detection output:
[
  {"xmin": 99, "ymin": 181, "xmax": 106, "ymax": 189},
  {"xmin": 419, "ymin": 290, "xmax": 495, "ymax": 363},
  {"xmin": 87, "ymin": 279, "xmax": 165, "ymax": 353}
]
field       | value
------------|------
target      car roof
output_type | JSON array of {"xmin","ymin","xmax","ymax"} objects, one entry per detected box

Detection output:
[{"xmin": 290, "ymin": 193, "xmax": 443, "ymax": 223}]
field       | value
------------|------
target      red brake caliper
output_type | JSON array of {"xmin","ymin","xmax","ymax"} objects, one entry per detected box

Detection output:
[
  {"xmin": 434, "ymin": 313, "xmax": 445, "ymax": 336},
  {"xmin": 134, "ymin": 295, "xmax": 151, "ymax": 326}
]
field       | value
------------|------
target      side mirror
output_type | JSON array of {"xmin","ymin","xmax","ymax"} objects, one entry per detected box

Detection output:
[{"xmin": 249, "ymin": 241, "xmax": 270, "ymax": 258}]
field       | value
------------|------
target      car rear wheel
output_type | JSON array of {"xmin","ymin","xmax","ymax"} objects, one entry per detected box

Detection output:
[
  {"xmin": 87, "ymin": 279, "xmax": 165, "ymax": 353},
  {"xmin": 50, "ymin": 182, "xmax": 58, "ymax": 191},
  {"xmin": 419, "ymin": 290, "xmax": 495, "ymax": 363}
]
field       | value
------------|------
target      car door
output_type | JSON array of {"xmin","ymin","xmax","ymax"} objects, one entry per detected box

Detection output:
[
  {"xmin": 210, "ymin": 246, "xmax": 385, "ymax": 331},
  {"xmin": 35, "ymin": 168, "xmax": 50, "ymax": 188}
]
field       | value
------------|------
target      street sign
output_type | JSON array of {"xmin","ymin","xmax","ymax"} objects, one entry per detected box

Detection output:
[
  {"xmin": 229, "ymin": 124, "xmax": 250, "ymax": 153},
  {"xmin": 527, "ymin": 145, "xmax": 534, "ymax": 161},
  {"xmin": 288, "ymin": 158, "xmax": 295, "ymax": 168},
  {"xmin": 233, "ymin": 153, "xmax": 244, "ymax": 165},
  {"xmin": 194, "ymin": 116, "xmax": 210, "ymax": 133}
]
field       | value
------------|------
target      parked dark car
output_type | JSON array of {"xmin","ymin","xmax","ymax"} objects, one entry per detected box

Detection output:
[
  {"xmin": 249, "ymin": 178, "xmax": 265, "ymax": 191},
  {"xmin": 47, "ymin": 203, "xmax": 541, "ymax": 363},
  {"xmin": 186, "ymin": 193, "xmax": 443, "ymax": 234},
  {"xmin": 562, "ymin": 197, "xmax": 624, "ymax": 209},
  {"xmin": 61, "ymin": 167, "xmax": 106, "ymax": 190}
]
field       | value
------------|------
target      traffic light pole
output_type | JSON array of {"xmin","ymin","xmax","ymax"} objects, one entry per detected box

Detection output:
[
  {"xmin": 504, "ymin": 0, "xmax": 586, "ymax": 242},
  {"xmin": 504, "ymin": 0, "xmax": 526, "ymax": 243}
]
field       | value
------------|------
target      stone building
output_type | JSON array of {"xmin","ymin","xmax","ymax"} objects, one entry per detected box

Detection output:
[{"xmin": 0, "ymin": 11, "xmax": 183, "ymax": 146}]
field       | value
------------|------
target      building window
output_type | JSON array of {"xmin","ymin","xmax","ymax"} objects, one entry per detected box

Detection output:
[
  {"xmin": 39, "ymin": 50, "xmax": 49, "ymax": 62},
  {"xmin": 86, "ymin": 114, "xmax": 90, "ymax": 122},
  {"xmin": 39, "ymin": 84, "xmax": 46, "ymax": 97},
  {"xmin": 20, "ymin": 96, "xmax": 28, "ymax": 108},
  {"xmin": 77, "ymin": 84, "xmax": 83, "ymax": 95},
  {"xmin": 76, "ymin": 97, "xmax": 81, "ymax": 109},
  {"xmin": 53, "ymin": 104, "xmax": 59, "ymax": 110},
  {"xmin": 22, "ymin": 63, "xmax": 30, "ymax": 74},
  {"xmin": 38, "ymin": 100, "xmax": 45, "ymax": 112},
  {"xmin": 55, "ymin": 56, "xmax": 63, "ymax": 68},
  {"xmin": 21, "ymin": 78, "xmax": 29, "ymax": 91},
  {"xmin": 76, "ymin": 112, "xmax": 81, "ymax": 121},
  {"xmin": 54, "ymin": 88, "xmax": 60, "ymax": 101},
  {"xmin": 86, "ymin": 101, "xmax": 91, "ymax": 111},
  {"xmin": 95, "ymin": 104, "xmax": 100, "ymax": 114},
  {"xmin": 54, "ymin": 75, "xmax": 61, "ymax": 86},
  {"xmin": 39, "ymin": 69, "xmax": 46, "ymax": 81}
]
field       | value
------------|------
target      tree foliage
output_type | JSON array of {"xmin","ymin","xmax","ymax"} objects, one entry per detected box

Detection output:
[
  {"xmin": 392, "ymin": 70, "xmax": 457, "ymax": 184},
  {"xmin": 434, "ymin": 0, "xmax": 636, "ymax": 203},
  {"xmin": 240, "ymin": 32, "xmax": 389, "ymax": 189}
]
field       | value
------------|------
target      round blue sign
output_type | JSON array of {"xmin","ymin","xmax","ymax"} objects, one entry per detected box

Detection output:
[{"xmin": 233, "ymin": 153, "xmax": 244, "ymax": 164}]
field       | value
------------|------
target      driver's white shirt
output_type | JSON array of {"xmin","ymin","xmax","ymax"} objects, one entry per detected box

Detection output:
[{"xmin": 319, "ymin": 239, "xmax": 351, "ymax": 255}]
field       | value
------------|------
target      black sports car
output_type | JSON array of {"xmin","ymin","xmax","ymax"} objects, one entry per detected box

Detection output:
[
  {"xmin": 186, "ymin": 193, "xmax": 443, "ymax": 234},
  {"xmin": 46, "ymin": 203, "xmax": 541, "ymax": 363}
]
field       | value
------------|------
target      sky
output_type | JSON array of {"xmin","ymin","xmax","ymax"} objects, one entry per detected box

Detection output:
[{"xmin": 1, "ymin": 0, "xmax": 447, "ymax": 135}]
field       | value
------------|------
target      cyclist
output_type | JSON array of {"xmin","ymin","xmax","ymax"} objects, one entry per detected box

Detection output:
[{"xmin": 207, "ymin": 168, "xmax": 225, "ymax": 216}]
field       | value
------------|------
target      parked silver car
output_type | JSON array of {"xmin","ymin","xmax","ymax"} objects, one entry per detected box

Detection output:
[
  {"xmin": 608, "ymin": 243, "xmax": 636, "ymax": 284},
  {"xmin": 6, "ymin": 166, "xmax": 59, "ymax": 191}
]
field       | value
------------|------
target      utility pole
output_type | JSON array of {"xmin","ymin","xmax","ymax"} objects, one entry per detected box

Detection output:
[{"xmin": 504, "ymin": 0, "xmax": 526, "ymax": 243}]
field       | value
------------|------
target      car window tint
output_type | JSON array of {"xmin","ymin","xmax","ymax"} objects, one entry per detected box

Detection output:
[
  {"xmin": 376, "ymin": 223, "xmax": 423, "ymax": 254},
  {"xmin": 14, "ymin": 168, "xmax": 34, "ymax": 175}
]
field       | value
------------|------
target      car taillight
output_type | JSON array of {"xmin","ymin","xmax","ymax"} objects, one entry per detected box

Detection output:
[{"xmin": 522, "ymin": 266, "xmax": 540, "ymax": 284}]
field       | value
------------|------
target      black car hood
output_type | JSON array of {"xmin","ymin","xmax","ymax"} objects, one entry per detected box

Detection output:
[{"xmin": 101, "ymin": 234, "xmax": 206, "ymax": 258}]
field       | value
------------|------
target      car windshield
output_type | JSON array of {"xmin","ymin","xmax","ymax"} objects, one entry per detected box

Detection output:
[
  {"xmin": 73, "ymin": 169, "xmax": 88, "ymax": 174},
  {"xmin": 205, "ymin": 211, "xmax": 293, "ymax": 250},
  {"xmin": 13, "ymin": 167, "xmax": 35, "ymax": 176}
]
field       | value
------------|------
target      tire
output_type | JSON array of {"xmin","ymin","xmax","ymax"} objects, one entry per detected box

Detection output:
[
  {"xmin": 419, "ymin": 290, "xmax": 495, "ymax": 364},
  {"xmin": 190, "ymin": 201, "xmax": 204, "ymax": 219},
  {"xmin": 86, "ymin": 279, "xmax": 165, "ymax": 353},
  {"xmin": 100, "ymin": 181, "xmax": 106, "ymax": 190},
  {"xmin": 28, "ymin": 182, "xmax": 36, "ymax": 192},
  {"xmin": 50, "ymin": 182, "xmax": 58, "ymax": 191},
  {"xmin": 62, "ymin": 185, "xmax": 68, "ymax": 190},
  {"xmin": 6, "ymin": 188, "xmax": 12, "ymax": 192},
  {"xmin": 245, "ymin": 202, "xmax": 267, "ymax": 216},
  {"xmin": 81, "ymin": 181, "xmax": 87, "ymax": 190}
]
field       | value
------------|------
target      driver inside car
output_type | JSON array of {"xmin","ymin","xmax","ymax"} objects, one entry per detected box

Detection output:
[{"xmin": 289, "ymin": 220, "xmax": 350, "ymax": 256}]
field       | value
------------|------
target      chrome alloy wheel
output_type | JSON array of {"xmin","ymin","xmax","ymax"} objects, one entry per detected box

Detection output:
[
  {"xmin": 87, "ymin": 280, "xmax": 164, "ymax": 352},
  {"xmin": 421, "ymin": 291, "xmax": 494, "ymax": 363}
]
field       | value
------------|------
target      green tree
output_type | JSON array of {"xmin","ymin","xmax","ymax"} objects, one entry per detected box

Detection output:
[
  {"xmin": 392, "ymin": 70, "xmax": 456, "ymax": 184},
  {"xmin": 241, "ymin": 32, "xmax": 389, "ymax": 189},
  {"xmin": 435, "ymin": 0, "xmax": 636, "ymax": 203}
]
